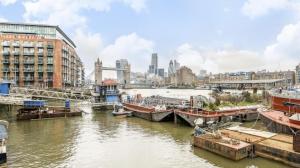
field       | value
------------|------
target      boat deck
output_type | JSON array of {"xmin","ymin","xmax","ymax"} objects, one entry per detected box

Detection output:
[
  {"xmin": 194, "ymin": 134, "xmax": 252, "ymax": 160},
  {"xmin": 218, "ymin": 126, "xmax": 300, "ymax": 167}
]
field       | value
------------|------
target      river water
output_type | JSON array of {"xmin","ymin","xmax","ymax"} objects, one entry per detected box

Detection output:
[{"xmin": 0, "ymin": 89, "xmax": 291, "ymax": 168}]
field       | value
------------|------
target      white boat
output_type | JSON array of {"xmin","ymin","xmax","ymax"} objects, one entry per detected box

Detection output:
[{"xmin": 112, "ymin": 104, "xmax": 132, "ymax": 117}]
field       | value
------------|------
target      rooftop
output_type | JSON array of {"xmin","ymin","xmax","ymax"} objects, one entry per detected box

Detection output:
[{"xmin": 0, "ymin": 22, "xmax": 76, "ymax": 48}]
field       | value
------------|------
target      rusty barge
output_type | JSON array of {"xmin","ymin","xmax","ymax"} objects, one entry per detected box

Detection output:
[
  {"xmin": 194, "ymin": 126, "xmax": 300, "ymax": 167},
  {"xmin": 175, "ymin": 106, "xmax": 260, "ymax": 127},
  {"xmin": 123, "ymin": 103, "xmax": 173, "ymax": 122},
  {"xmin": 260, "ymin": 89, "xmax": 300, "ymax": 134},
  {"xmin": 17, "ymin": 100, "xmax": 82, "ymax": 121}
]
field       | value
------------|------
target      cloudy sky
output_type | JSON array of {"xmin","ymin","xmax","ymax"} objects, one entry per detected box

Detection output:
[{"xmin": 0, "ymin": 0, "xmax": 300, "ymax": 78}]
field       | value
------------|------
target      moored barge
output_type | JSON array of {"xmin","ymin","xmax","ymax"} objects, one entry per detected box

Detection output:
[
  {"xmin": 123, "ymin": 103, "xmax": 173, "ymax": 122},
  {"xmin": 260, "ymin": 89, "xmax": 300, "ymax": 134},
  {"xmin": 175, "ymin": 105, "xmax": 260, "ymax": 127},
  {"xmin": 17, "ymin": 100, "xmax": 82, "ymax": 120}
]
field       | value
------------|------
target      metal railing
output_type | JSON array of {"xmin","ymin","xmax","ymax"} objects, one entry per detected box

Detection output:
[
  {"xmin": 1, "ymin": 42, "xmax": 10, "ymax": 46},
  {"xmin": 23, "ymin": 51, "xmax": 34, "ymax": 55},
  {"xmin": 2, "ymin": 51, "xmax": 10, "ymax": 55},
  {"xmin": 23, "ymin": 68, "xmax": 34, "ymax": 72},
  {"xmin": 2, "ymin": 60, "xmax": 9, "ymax": 63},
  {"xmin": 23, "ymin": 60, "xmax": 35, "ymax": 64}
]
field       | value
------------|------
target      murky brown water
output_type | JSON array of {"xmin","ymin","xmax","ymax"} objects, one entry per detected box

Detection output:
[{"xmin": 0, "ymin": 89, "xmax": 292, "ymax": 168}]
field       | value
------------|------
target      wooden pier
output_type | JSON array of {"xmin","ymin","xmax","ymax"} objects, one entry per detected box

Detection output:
[{"xmin": 197, "ymin": 126, "xmax": 300, "ymax": 168}]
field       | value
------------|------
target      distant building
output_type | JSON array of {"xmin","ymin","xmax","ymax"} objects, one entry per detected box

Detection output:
[
  {"xmin": 198, "ymin": 69, "xmax": 207, "ymax": 79},
  {"xmin": 168, "ymin": 59, "xmax": 180, "ymax": 77},
  {"xmin": 174, "ymin": 60, "xmax": 180, "ymax": 70},
  {"xmin": 296, "ymin": 64, "xmax": 300, "ymax": 86},
  {"xmin": 116, "ymin": 59, "xmax": 129, "ymax": 84},
  {"xmin": 168, "ymin": 60, "xmax": 174, "ymax": 75},
  {"xmin": 148, "ymin": 53, "xmax": 158, "ymax": 74},
  {"xmin": 158, "ymin": 68, "xmax": 165, "ymax": 78},
  {"xmin": 253, "ymin": 70, "xmax": 295, "ymax": 86},
  {"xmin": 169, "ymin": 66, "xmax": 196, "ymax": 87},
  {"xmin": 207, "ymin": 70, "xmax": 295, "ymax": 88}
]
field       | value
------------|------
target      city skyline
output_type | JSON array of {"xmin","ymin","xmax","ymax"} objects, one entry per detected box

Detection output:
[{"xmin": 1, "ymin": 0, "xmax": 300, "ymax": 76}]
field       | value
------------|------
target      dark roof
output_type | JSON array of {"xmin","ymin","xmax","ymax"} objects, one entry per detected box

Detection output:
[{"xmin": 0, "ymin": 22, "xmax": 76, "ymax": 48}]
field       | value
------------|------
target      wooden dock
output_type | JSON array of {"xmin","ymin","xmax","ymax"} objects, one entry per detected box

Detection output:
[
  {"xmin": 194, "ymin": 133, "xmax": 253, "ymax": 160},
  {"xmin": 217, "ymin": 126, "xmax": 300, "ymax": 167}
]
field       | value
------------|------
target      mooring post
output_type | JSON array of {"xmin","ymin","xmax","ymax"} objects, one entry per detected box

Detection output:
[{"xmin": 174, "ymin": 110, "xmax": 177, "ymax": 124}]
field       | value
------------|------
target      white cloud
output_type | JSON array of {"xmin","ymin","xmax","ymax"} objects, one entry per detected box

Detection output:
[
  {"xmin": 0, "ymin": 0, "xmax": 17, "ymax": 6},
  {"xmin": 242, "ymin": 0, "xmax": 290, "ymax": 18},
  {"xmin": 0, "ymin": 17, "xmax": 7, "ymax": 22},
  {"xmin": 175, "ymin": 44, "xmax": 264, "ymax": 74},
  {"xmin": 263, "ymin": 22, "xmax": 300, "ymax": 70},
  {"xmin": 73, "ymin": 29, "xmax": 103, "ymax": 76},
  {"xmin": 22, "ymin": 0, "xmax": 148, "ymax": 28},
  {"xmin": 100, "ymin": 33, "xmax": 154, "ymax": 75}
]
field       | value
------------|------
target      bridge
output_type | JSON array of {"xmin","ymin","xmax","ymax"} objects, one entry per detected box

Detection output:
[
  {"xmin": 9, "ymin": 87, "xmax": 92, "ymax": 100},
  {"xmin": 94, "ymin": 59, "xmax": 130, "ymax": 85}
]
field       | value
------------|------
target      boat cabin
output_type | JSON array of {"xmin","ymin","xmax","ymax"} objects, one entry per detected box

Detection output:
[{"xmin": 94, "ymin": 79, "xmax": 120, "ymax": 103}]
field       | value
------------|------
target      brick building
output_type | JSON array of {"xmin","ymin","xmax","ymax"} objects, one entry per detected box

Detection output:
[{"xmin": 0, "ymin": 22, "xmax": 84, "ymax": 88}]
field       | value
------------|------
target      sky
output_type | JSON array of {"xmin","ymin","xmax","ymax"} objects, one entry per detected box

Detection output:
[{"xmin": 0, "ymin": 0, "xmax": 300, "ymax": 78}]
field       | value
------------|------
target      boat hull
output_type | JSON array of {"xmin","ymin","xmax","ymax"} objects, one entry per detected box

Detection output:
[
  {"xmin": 151, "ymin": 111, "xmax": 173, "ymax": 122},
  {"xmin": 260, "ymin": 111, "xmax": 299, "ymax": 135},
  {"xmin": 123, "ymin": 103, "xmax": 173, "ymax": 122},
  {"xmin": 17, "ymin": 108, "xmax": 82, "ymax": 120},
  {"xmin": 271, "ymin": 95, "xmax": 300, "ymax": 113}
]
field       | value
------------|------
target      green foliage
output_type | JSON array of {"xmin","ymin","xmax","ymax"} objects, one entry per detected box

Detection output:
[{"xmin": 208, "ymin": 103, "xmax": 218, "ymax": 111}]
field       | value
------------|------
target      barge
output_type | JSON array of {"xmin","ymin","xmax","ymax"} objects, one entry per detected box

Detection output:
[
  {"xmin": 193, "ymin": 133, "xmax": 252, "ymax": 160},
  {"xmin": 17, "ymin": 100, "xmax": 82, "ymax": 120},
  {"xmin": 219, "ymin": 126, "xmax": 300, "ymax": 168},
  {"xmin": 260, "ymin": 89, "xmax": 300, "ymax": 134},
  {"xmin": 123, "ymin": 103, "xmax": 173, "ymax": 122},
  {"xmin": 175, "ymin": 105, "xmax": 260, "ymax": 127}
]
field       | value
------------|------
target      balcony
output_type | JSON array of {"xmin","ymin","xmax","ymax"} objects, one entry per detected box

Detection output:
[
  {"xmin": 47, "ymin": 52, "xmax": 54, "ymax": 57},
  {"xmin": 2, "ymin": 51, "xmax": 10, "ymax": 56},
  {"xmin": 22, "ymin": 43, "xmax": 34, "ymax": 48},
  {"xmin": 47, "ymin": 45, "xmax": 54, "ymax": 49},
  {"xmin": 47, "ymin": 68, "xmax": 53, "ymax": 72},
  {"xmin": 24, "ymin": 76, "xmax": 34, "ymax": 81},
  {"xmin": 38, "ymin": 60, "xmax": 44, "ymax": 64},
  {"xmin": 38, "ymin": 51, "xmax": 44, "ymax": 56},
  {"xmin": 2, "ymin": 68, "xmax": 9, "ymax": 72},
  {"xmin": 2, "ymin": 59, "xmax": 9, "ymax": 64},
  {"xmin": 13, "ymin": 51, "xmax": 20, "ymax": 55},
  {"xmin": 12, "ymin": 42, "xmax": 20, "ymax": 47},
  {"xmin": 23, "ymin": 51, "xmax": 35, "ymax": 56},
  {"xmin": 12, "ymin": 68, "xmax": 19, "ymax": 72},
  {"xmin": 47, "ymin": 78, "xmax": 53, "ymax": 82},
  {"xmin": 23, "ymin": 60, "xmax": 35, "ymax": 64},
  {"xmin": 1, "ymin": 42, "xmax": 10, "ymax": 46},
  {"xmin": 37, "ymin": 43, "xmax": 44, "ymax": 48},
  {"xmin": 38, "ymin": 77, "xmax": 44, "ymax": 81},
  {"xmin": 24, "ymin": 68, "xmax": 34, "ymax": 72}
]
